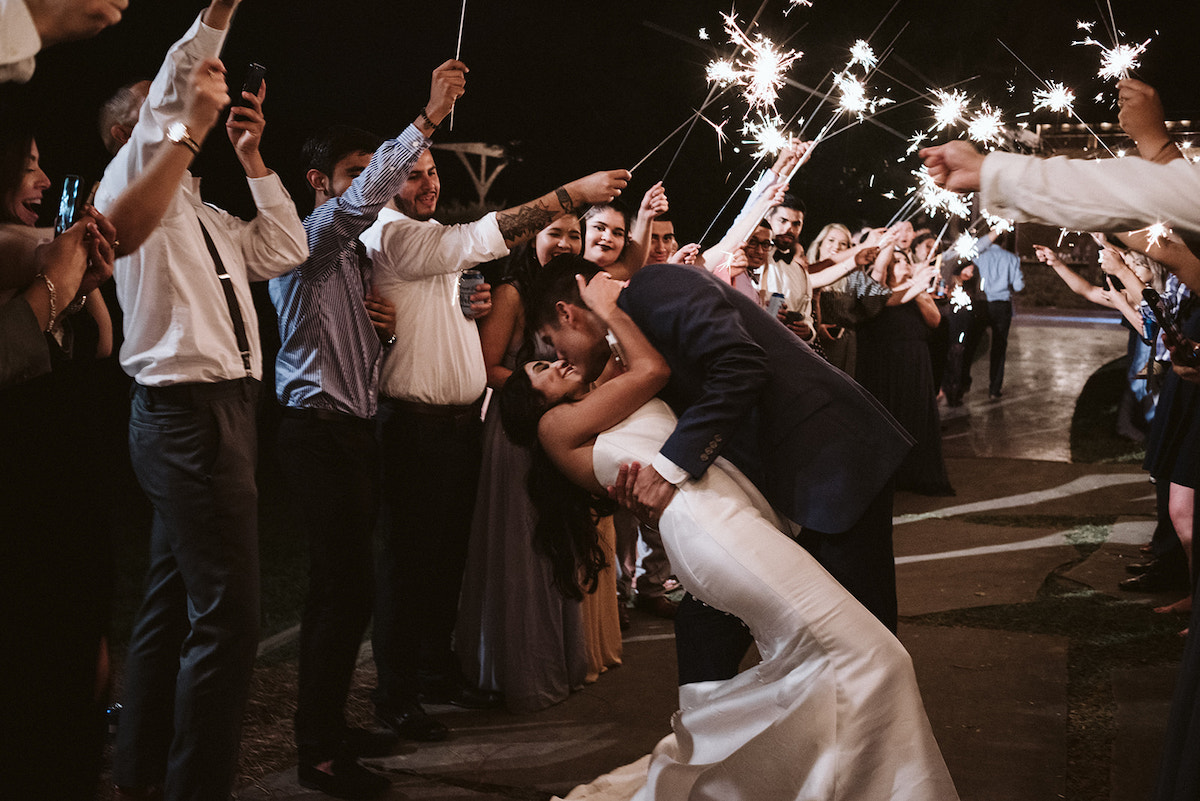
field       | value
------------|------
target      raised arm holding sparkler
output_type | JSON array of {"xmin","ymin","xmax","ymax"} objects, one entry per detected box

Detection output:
[{"xmin": 701, "ymin": 138, "xmax": 814, "ymax": 275}]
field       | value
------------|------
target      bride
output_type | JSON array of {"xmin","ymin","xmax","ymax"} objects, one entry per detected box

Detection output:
[{"xmin": 498, "ymin": 271, "xmax": 959, "ymax": 800}]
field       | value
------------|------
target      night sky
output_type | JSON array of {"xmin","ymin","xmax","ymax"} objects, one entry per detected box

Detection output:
[{"xmin": 8, "ymin": 0, "xmax": 1200, "ymax": 246}]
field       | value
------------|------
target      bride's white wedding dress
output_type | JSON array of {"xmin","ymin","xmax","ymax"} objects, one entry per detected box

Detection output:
[{"xmin": 564, "ymin": 399, "xmax": 958, "ymax": 801}]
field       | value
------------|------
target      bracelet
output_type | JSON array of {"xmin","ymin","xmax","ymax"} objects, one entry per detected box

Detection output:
[
  {"xmin": 418, "ymin": 107, "xmax": 441, "ymax": 131},
  {"xmin": 36, "ymin": 273, "xmax": 57, "ymax": 332},
  {"xmin": 62, "ymin": 292, "xmax": 88, "ymax": 318}
]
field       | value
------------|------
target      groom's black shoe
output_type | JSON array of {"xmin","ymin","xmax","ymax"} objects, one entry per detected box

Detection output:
[
  {"xmin": 419, "ymin": 678, "xmax": 504, "ymax": 710},
  {"xmin": 375, "ymin": 702, "xmax": 448, "ymax": 742}
]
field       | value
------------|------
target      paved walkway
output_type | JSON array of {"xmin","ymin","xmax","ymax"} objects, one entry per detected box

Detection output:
[{"xmin": 239, "ymin": 308, "xmax": 1182, "ymax": 801}]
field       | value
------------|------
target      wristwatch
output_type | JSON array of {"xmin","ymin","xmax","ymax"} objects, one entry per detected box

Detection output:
[{"xmin": 166, "ymin": 122, "xmax": 201, "ymax": 155}]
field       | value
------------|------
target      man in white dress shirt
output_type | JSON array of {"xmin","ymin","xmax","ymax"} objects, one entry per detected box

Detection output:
[
  {"xmin": 362, "ymin": 150, "xmax": 629, "ymax": 740},
  {"xmin": 93, "ymin": 1, "xmax": 308, "ymax": 798}
]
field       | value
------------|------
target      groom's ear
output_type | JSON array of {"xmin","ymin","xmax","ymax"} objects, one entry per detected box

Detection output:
[{"xmin": 555, "ymin": 300, "xmax": 574, "ymax": 327}]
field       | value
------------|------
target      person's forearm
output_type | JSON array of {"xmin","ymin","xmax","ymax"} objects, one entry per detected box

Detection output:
[
  {"xmin": 202, "ymin": 0, "xmax": 239, "ymax": 31},
  {"xmin": 982, "ymin": 152, "xmax": 1200, "ymax": 238},
  {"xmin": 1049, "ymin": 262, "xmax": 1100, "ymax": 301},
  {"xmin": 495, "ymin": 185, "xmax": 579, "ymax": 247},
  {"xmin": 107, "ymin": 140, "xmax": 196, "ymax": 257}
]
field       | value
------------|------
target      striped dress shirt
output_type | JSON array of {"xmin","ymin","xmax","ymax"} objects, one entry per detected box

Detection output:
[{"xmin": 271, "ymin": 124, "xmax": 431, "ymax": 419}]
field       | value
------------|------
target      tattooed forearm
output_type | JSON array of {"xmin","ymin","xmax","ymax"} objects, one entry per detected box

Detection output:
[
  {"xmin": 555, "ymin": 186, "xmax": 575, "ymax": 214},
  {"xmin": 497, "ymin": 200, "xmax": 557, "ymax": 245}
]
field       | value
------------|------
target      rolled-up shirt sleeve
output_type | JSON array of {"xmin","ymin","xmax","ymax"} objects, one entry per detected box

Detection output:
[{"xmin": 981, "ymin": 152, "xmax": 1200, "ymax": 237}]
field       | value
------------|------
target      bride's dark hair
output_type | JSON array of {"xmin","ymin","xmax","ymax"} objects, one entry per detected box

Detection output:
[{"xmin": 499, "ymin": 367, "xmax": 610, "ymax": 601}]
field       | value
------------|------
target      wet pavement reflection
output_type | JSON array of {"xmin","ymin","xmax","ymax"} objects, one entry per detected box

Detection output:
[{"xmin": 941, "ymin": 308, "xmax": 1129, "ymax": 462}]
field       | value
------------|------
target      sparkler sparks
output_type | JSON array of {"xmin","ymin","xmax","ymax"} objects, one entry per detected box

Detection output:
[
  {"xmin": 1145, "ymin": 222, "xmax": 1171, "ymax": 248},
  {"xmin": 967, "ymin": 103, "xmax": 1003, "ymax": 145},
  {"xmin": 953, "ymin": 232, "xmax": 980, "ymax": 261},
  {"xmin": 906, "ymin": 130, "xmax": 928, "ymax": 156},
  {"xmin": 785, "ymin": 0, "xmax": 813, "ymax": 12},
  {"xmin": 950, "ymin": 284, "xmax": 973, "ymax": 312},
  {"xmin": 698, "ymin": 28, "xmax": 708, "ymax": 41},
  {"xmin": 1073, "ymin": 36, "xmax": 1150, "ymax": 81},
  {"xmin": 913, "ymin": 167, "xmax": 972, "ymax": 219},
  {"xmin": 742, "ymin": 116, "xmax": 790, "ymax": 160},
  {"xmin": 849, "ymin": 40, "xmax": 877, "ymax": 70},
  {"xmin": 706, "ymin": 59, "xmax": 738, "ymax": 85},
  {"xmin": 1032, "ymin": 82, "xmax": 1076, "ymax": 113},
  {"xmin": 707, "ymin": 14, "xmax": 803, "ymax": 113},
  {"xmin": 929, "ymin": 89, "xmax": 970, "ymax": 131}
]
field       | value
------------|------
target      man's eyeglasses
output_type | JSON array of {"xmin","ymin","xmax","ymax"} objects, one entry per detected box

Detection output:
[{"xmin": 744, "ymin": 237, "xmax": 774, "ymax": 251}]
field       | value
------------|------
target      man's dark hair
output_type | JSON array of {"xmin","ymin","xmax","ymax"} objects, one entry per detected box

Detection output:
[
  {"xmin": 302, "ymin": 125, "xmax": 384, "ymax": 178},
  {"xmin": 526, "ymin": 253, "xmax": 602, "ymax": 334},
  {"xmin": 770, "ymin": 193, "xmax": 806, "ymax": 216}
]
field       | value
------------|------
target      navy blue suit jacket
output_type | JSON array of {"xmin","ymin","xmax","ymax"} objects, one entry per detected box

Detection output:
[{"xmin": 618, "ymin": 263, "xmax": 913, "ymax": 534}]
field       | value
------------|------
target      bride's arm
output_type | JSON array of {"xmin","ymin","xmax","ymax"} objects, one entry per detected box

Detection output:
[{"xmin": 542, "ymin": 273, "xmax": 670, "ymax": 454}]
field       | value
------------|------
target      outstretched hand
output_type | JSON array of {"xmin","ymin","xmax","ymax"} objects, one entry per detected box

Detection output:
[
  {"xmin": 639, "ymin": 181, "xmax": 669, "ymax": 219},
  {"xmin": 568, "ymin": 170, "xmax": 631, "ymax": 206},
  {"xmin": 1118, "ymin": 78, "xmax": 1171, "ymax": 157},
  {"xmin": 427, "ymin": 59, "xmax": 468, "ymax": 124},
  {"xmin": 669, "ymin": 242, "xmax": 701, "ymax": 265},
  {"xmin": 919, "ymin": 141, "xmax": 985, "ymax": 193}
]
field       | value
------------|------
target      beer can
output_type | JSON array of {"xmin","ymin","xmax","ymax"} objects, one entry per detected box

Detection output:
[
  {"xmin": 459, "ymin": 269, "xmax": 485, "ymax": 318},
  {"xmin": 766, "ymin": 292, "xmax": 785, "ymax": 317}
]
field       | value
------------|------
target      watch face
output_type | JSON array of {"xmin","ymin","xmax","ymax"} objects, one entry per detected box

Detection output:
[{"xmin": 167, "ymin": 122, "xmax": 185, "ymax": 141}]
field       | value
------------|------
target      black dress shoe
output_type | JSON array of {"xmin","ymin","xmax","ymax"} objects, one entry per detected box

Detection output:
[
  {"xmin": 419, "ymin": 682, "xmax": 504, "ymax": 710},
  {"xmin": 1126, "ymin": 560, "xmax": 1160, "ymax": 576},
  {"xmin": 374, "ymin": 703, "xmax": 448, "ymax": 742},
  {"xmin": 298, "ymin": 756, "xmax": 389, "ymax": 800},
  {"xmin": 342, "ymin": 726, "xmax": 399, "ymax": 758},
  {"xmin": 1119, "ymin": 571, "xmax": 1188, "ymax": 593}
]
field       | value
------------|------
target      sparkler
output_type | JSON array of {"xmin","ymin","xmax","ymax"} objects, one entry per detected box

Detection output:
[
  {"xmin": 707, "ymin": 13, "xmax": 803, "ymax": 113},
  {"xmin": 449, "ymin": 0, "xmax": 467, "ymax": 130},
  {"xmin": 1145, "ymin": 222, "xmax": 1170, "ymax": 249},
  {"xmin": 1032, "ymin": 82, "xmax": 1076, "ymax": 114},
  {"xmin": 742, "ymin": 115, "xmax": 790, "ymax": 160},
  {"xmin": 953, "ymin": 232, "xmax": 980, "ymax": 262},
  {"xmin": 1073, "ymin": 36, "xmax": 1150, "ymax": 81},
  {"xmin": 849, "ymin": 39, "xmax": 878, "ymax": 70},
  {"xmin": 966, "ymin": 103, "xmax": 1003, "ymax": 145},
  {"xmin": 929, "ymin": 89, "xmax": 970, "ymax": 131},
  {"xmin": 950, "ymin": 284, "xmax": 973, "ymax": 312}
]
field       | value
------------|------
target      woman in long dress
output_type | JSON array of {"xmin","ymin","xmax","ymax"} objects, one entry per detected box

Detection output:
[
  {"xmin": 498, "ymin": 272, "xmax": 959, "ymax": 801},
  {"xmin": 455, "ymin": 216, "xmax": 590, "ymax": 712},
  {"xmin": 856, "ymin": 250, "xmax": 955, "ymax": 496}
]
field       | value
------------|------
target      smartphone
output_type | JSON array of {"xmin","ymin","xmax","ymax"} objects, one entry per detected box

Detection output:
[
  {"xmin": 233, "ymin": 63, "xmax": 266, "ymax": 121},
  {"xmin": 54, "ymin": 175, "xmax": 83, "ymax": 236},
  {"xmin": 1143, "ymin": 287, "xmax": 1200, "ymax": 367}
]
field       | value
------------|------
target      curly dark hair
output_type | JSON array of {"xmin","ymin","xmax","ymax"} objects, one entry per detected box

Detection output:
[{"xmin": 498, "ymin": 365, "xmax": 610, "ymax": 600}]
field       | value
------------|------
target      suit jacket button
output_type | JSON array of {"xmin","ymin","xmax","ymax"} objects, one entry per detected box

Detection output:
[{"xmin": 700, "ymin": 453, "xmax": 709, "ymax": 461}]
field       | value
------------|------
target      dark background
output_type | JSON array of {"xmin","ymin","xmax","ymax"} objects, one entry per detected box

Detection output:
[{"xmin": 7, "ymin": 0, "xmax": 1199, "ymax": 245}]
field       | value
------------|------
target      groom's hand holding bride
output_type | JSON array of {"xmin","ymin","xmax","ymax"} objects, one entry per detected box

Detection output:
[{"xmin": 609, "ymin": 461, "xmax": 676, "ymax": 528}]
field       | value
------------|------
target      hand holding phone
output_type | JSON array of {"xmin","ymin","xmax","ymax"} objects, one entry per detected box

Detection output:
[{"xmin": 233, "ymin": 63, "xmax": 265, "ymax": 122}]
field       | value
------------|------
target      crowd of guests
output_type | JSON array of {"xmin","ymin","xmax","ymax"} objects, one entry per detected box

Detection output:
[{"xmin": 6, "ymin": 1, "xmax": 1200, "ymax": 800}]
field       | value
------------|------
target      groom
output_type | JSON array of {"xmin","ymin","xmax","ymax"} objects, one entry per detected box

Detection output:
[{"xmin": 529, "ymin": 255, "xmax": 913, "ymax": 684}]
